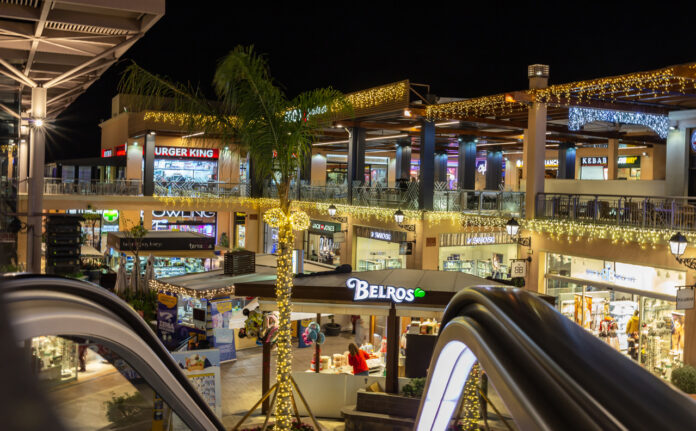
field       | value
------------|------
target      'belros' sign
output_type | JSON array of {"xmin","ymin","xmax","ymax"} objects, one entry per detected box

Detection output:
[
  {"xmin": 155, "ymin": 146, "xmax": 219, "ymax": 159},
  {"xmin": 346, "ymin": 277, "xmax": 425, "ymax": 303}
]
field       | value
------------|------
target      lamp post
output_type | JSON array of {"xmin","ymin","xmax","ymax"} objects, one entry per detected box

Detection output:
[
  {"xmin": 506, "ymin": 217, "xmax": 531, "ymax": 247},
  {"xmin": 326, "ymin": 204, "xmax": 347, "ymax": 223},
  {"xmin": 394, "ymin": 209, "xmax": 415, "ymax": 232},
  {"xmin": 669, "ymin": 232, "xmax": 696, "ymax": 270}
]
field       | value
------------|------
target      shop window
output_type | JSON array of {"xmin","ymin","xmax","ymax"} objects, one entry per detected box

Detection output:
[{"xmin": 154, "ymin": 158, "xmax": 218, "ymax": 184}]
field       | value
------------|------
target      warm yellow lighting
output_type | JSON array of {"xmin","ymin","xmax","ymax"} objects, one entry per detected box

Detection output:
[{"xmin": 34, "ymin": 118, "xmax": 44, "ymax": 127}]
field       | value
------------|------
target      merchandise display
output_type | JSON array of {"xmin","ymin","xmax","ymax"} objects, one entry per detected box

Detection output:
[
  {"xmin": 31, "ymin": 336, "xmax": 78, "ymax": 385},
  {"xmin": 355, "ymin": 237, "xmax": 405, "ymax": 271},
  {"xmin": 439, "ymin": 242, "xmax": 517, "ymax": 280},
  {"xmin": 122, "ymin": 256, "xmax": 208, "ymax": 278}
]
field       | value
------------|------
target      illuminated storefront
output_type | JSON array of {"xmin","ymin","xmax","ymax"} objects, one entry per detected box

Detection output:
[
  {"xmin": 154, "ymin": 146, "xmax": 219, "ymax": 183},
  {"xmin": 439, "ymin": 232, "xmax": 517, "ymax": 279},
  {"xmin": 545, "ymin": 253, "xmax": 685, "ymax": 379},
  {"xmin": 303, "ymin": 220, "xmax": 342, "ymax": 265},
  {"xmin": 354, "ymin": 226, "xmax": 408, "ymax": 271},
  {"xmin": 151, "ymin": 210, "xmax": 217, "ymax": 238}
]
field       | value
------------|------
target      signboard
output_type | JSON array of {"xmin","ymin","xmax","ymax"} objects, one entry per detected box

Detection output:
[
  {"xmin": 171, "ymin": 349, "xmax": 222, "ymax": 417},
  {"xmin": 544, "ymin": 159, "xmax": 558, "ymax": 168},
  {"xmin": 210, "ymin": 299, "xmax": 237, "ymax": 362},
  {"xmin": 333, "ymin": 232, "xmax": 346, "ymax": 243},
  {"xmin": 102, "ymin": 209, "xmax": 119, "ymax": 222},
  {"xmin": 101, "ymin": 149, "xmax": 112, "ymax": 157},
  {"xmin": 618, "ymin": 156, "xmax": 640, "ymax": 168},
  {"xmin": 155, "ymin": 146, "xmax": 219, "ymax": 159},
  {"xmin": 115, "ymin": 144, "xmax": 126, "ymax": 157},
  {"xmin": 440, "ymin": 232, "xmax": 515, "ymax": 247},
  {"xmin": 308, "ymin": 220, "xmax": 341, "ymax": 235},
  {"xmin": 511, "ymin": 260, "xmax": 527, "ymax": 278},
  {"xmin": 371, "ymin": 231, "xmax": 392, "ymax": 241},
  {"xmin": 355, "ymin": 226, "xmax": 406, "ymax": 243},
  {"xmin": 156, "ymin": 293, "xmax": 178, "ymax": 348},
  {"xmin": 346, "ymin": 277, "xmax": 424, "ymax": 303},
  {"xmin": 107, "ymin": 232, "xmax": 215, "ymax": 251},
  {"xmin": 581, "ymin": 156, "xmax": 608, "ymax": 166},
  {"xmin": 677, "ymin": 287, "xmax": 695, "ymax": 310}
]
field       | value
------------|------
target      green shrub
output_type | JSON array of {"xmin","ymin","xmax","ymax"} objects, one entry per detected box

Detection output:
[
  {"xmin": 402, "ymin": 377, "xmax": 426, "ymax": 398},
  {"xmin": 672, "ymin": 365, "xmax": 696, "ymax": 394},
  {"xmin": 104, "ymin": 392, "xmax": 144, "ymax": 426}
]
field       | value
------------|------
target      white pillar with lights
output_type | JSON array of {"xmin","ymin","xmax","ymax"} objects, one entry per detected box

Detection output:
[{"xmin": 27, "ymin": 86, "xmax": 46, "ymax": 273}]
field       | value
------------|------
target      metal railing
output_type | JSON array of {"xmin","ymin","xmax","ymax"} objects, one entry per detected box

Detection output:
[
  {"xmin": 435, "ymin": 188, "xmax": 525, "ymax": 217},
  {"xmin": 352, "ymin": 181, "xmax": 419, "ymax": 210},
  {"xmin": 536, "ymin": 193, "xmax": 696, "ymax": 231},
  {"xmin": 43, "ymin": 178, "xmax": 142, "ymax": 196},
  {"xmin": 154, "ymin": 180, "xmax": 248, "ymax": 198}
]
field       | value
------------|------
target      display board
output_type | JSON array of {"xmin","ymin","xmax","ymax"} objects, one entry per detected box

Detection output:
[{"xmin": 171, "ymin": 349, "xmax": 222, "ymax": 428}]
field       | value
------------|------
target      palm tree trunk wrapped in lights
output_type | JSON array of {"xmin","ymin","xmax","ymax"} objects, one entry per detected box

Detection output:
[{"xmin": 119, "ymin": 46, "xmax": 350, "ymax": 430}]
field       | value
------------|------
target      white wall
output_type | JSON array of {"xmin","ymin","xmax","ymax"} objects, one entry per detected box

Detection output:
[{"xmin": 543, "ymin": 179, "xmax": 667, "ymax": 196}]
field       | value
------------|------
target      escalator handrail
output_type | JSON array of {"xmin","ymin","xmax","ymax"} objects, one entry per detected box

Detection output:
[
  {"xmin": 433, "ymin": 286, "xmax": 696, "ymax": 430},
  {"xmin": 0, "ymin": 273, "xmax": 226, "ymax": 431}
]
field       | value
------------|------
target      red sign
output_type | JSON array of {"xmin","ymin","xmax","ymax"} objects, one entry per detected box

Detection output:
[
  {"xmin": 115, "ymin": 144, "xmax": 126, "ymax": 157},
  {"xmin": 102, "ymin": 149, "xmax": 113, "ymax": 157},
  {"xmin": 155, "ymin": 146, "xmax": 219, "ymax": 159}
]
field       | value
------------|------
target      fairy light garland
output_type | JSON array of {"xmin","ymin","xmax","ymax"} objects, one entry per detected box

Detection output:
[
  {"xmin": 459, "ymin": 363, "xmax": 481, "ymax": 430},
  {"xmin": 345, "ymin": 81, "xmax": 409, "ymax": 111},
  {"xmin": 149, "ymin": 280, "xmax": 235, "ymax": 299},
  {"xmin": 568, "ymin": 107, "xmax": 669, "ymax": 138},
  {"xmin": 426, "ymin": 94, "xmax": 527, "ymax": 120},
  {"xmin": 143, "ymin": 111, "xmax": 233, "ymax": 128}
]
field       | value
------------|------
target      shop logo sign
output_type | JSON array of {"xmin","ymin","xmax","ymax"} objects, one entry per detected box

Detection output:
[
  {"xmin": 370, "ymin": 231, "xmax": 392, "ymax": 241},
  {"xmin": 155, "ymin": 146, "xmax": 219, "ymax": 159},
  {"xmin": 466, "ymin": 235, "xmax": 495, "ymax": 245},
  {"xmin": 346, "ymin": 277, "xmax": 418, "ymax": 303},
  {"xmin": 102, "ymin": 209, "xmax": 119, "ymax": 222},
  {"xmin": 585, "ymin": 268, "xmax": 637, "ymax": 284},
  {"xmin": 677, "ymin": 287, "xmax": 695, "ymax": 310},
  {"xmin": 581, "ymin": 156, "xmax": 608, "ymax": 166},
  {"xmin": 311, "ymin": 222, "xmax": 335, "ymax": 232},
  {"xmin": 152, "ymin": 210, "xmax": 216, "ymax": 219}
]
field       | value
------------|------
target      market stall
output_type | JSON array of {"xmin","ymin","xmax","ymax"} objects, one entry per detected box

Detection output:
[{"xmin": 235, "ymin": 269, "xmax": 506, "ymax": 418}]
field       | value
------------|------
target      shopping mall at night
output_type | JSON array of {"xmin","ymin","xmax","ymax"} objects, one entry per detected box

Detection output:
[{"xmin": 2, "ymin": 1, "xmax": 696, "ymax": 430}]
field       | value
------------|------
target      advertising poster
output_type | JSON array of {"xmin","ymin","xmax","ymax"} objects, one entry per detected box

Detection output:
[
  {"xmin": 210, "ymin": 299, "xmax": 237, "ymax": 362},
  {"xmin": 157, "ymin": 292, "xmax": 178, "ymax": 348},
  {"xmin": 171, "ymin": 349, "xmax": 222, "ymax": 429}
]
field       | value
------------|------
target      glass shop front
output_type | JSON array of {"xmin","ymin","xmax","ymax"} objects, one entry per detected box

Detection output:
[
  {"xmin": 304, "ymin": 220, "xmax": 342, "ymax": 265},
  {"xmin": 545, "ymin": 253, "xmax": 685, "ymax": 379},
  {"xmin": 439, "ymin": 232, "xmax": 517, "ymax": 280},
  {"xmin": 354, "ymin": 227, "xmax": 408, "ymax": 271},
  {"xmin": 154, "ymin": 146, "xmax": 219, "ymax": 184}
]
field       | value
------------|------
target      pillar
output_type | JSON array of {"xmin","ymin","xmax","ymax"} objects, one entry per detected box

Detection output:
[
  {"xmin": 347, "ymin": 127, "xmax": 365, "ymax": 203},
  {"xmin": 557, "ymin": 143, "xmax": 576, "ymax": 179},
  {"xmin": 125, "ymin": 141, "xmax": 143, "ymax": 181},
  {"xmin": 310, "ymin": 153, "xmax": 326, "ymax": 186},
  {"xmin": 434, "ymin": 151, "xmax": 448, "ymax": 184},
  {"xmin": 419, "ymin": 120, "xmax": 435, "ymax": 210},
  {"xmin": 523, "ymin": 65, "xmax": 549, "ymax": 219},
  {"xmin": 395, "ymin": 140, "xmax": 412, "ymax": 181},
  {"xmin": 143, "ymin": 132, "xmax": 155, "ymax": 196},
  {"xmin": 18, "ymin": 137, "xmax": 28, "ymax": 193},
  {"xmin": 485, "ymin": 149, "xmax": 502, "ymax": 190},
  {"xmin": 27, "ymin": 87, "xmax": 46, "ymax": 274},
  {"xmin": 607, "ymin": 138, "xmax": 619, "ymax": 180},
  {"xmin": 385, "ymin": 303, "xmax": 399, "ymax": 394},
  {"xmin": 457, "ymin": 138, "xmax": 476, "ymax": 190}
]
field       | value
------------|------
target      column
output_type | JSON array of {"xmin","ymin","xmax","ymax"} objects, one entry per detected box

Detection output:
[
  {"xmin": 395, "ymin": 140, "xmax": 412, "ymax": 181},
  {"xmin": 18, "ymin": 137, "xmax": 28, "ymax": 193},
  {"xmin": 27, "ymin": 87, "xmax": 46, "ymax": 274},
  {"xmin": 523, "ymin": 65, "xmax": 549, "ymax": 219},
  {"xmin": 434, "ymin": 151, "xmax": 448, "ymax": 183},
  {"xmin": 143, "ymin": 132, "xmax": 155, "ymax": 196},
  {"xmin": 310, "ymin": 153, "xmax": 326, "ymax": 186},
  {"xmin": 347, "ymin": 127, "xmax": 365, "ymax": 203},
  {"xmin": 607, "ymin": 138, "xmax": 619, "ymax": 180},
  {"xmin": 385, "ymin": 303, "xmax": 400, "ymax": 394},
  {"xmin": 457, "ymin": 138, "xmax": 476, "ymax": 190},
  {"xmin": 419, "ymin": 119, "xmax": 435, "ymax": 210},
  {"xmin": 557, "ymin": 143, "xmax": 576, "ymax": 179},
  {"xmin": 485, "ymin": 149, "xmax": 502, "ymax": 190}
]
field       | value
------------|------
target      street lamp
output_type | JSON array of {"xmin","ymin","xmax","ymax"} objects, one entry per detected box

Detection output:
[
  {"xmin": 506, "ymin": 217, "xmax": 531, "ymax": 247},
  {"xmin": 326, "ymin": 204, "xmax": 346, "ymax": 223},
  {"xmin": 669, "ymin": 232, "xmax": 696, "ymax": 269},
  {"xmin": 394, "ymin": 209, "xmax": 415, "ymax": 232}
]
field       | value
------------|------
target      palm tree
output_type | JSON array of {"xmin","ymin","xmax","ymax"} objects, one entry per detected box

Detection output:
[{"xmin": 119, "ymin": 45, "xmax": 350, "ymax": 429}]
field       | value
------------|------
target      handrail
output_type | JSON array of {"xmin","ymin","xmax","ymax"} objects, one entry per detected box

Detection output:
[
  {"xmin": 0, "ymin": 274, "xmax": 225, "ymax": 430},
  {"xmin": 415, "ymin": 287, "xmax": 696, "ymax": 431}
]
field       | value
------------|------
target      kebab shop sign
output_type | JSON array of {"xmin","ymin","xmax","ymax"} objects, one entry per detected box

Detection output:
[{"xmin": 346, "ymin": 277, "xmax": 425, "ymax": 303}]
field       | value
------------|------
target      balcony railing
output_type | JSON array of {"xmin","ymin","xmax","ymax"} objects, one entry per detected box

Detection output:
[
  {"xmin": 536, "ymin": 193, "xmax": 696, "ymax": 231},
  {"xmin": 352, "ymin": 181, "xmax": 419, "ymax": 210},
  {"xmin": 434, "ymin": 189, "xmax": 525, "ymax": 217},
  {"xmin": 44, "ymin": 178, "xmax": 142, "ymax": 196},
  {"xmin": 154, "ymin": 180, "xmax": 248, "ymax": 198}
]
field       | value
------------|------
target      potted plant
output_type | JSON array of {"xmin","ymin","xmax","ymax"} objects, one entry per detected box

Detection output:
[
  {"xmin": 671, "ymin": 365, "xmax": 696, "ymax": 400},
  {"xmin": 324, "ymin": 315, "xmax": 341, "ymax": 336}
]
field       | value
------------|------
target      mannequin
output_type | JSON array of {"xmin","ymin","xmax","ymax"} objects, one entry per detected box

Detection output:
[
  {"xmin": 598, "ymin": 303, "xmax": 620, "ymax": 350},
  {"xmin": 626, "ymin": 310, "xmax": 640, "ymax": 360}
]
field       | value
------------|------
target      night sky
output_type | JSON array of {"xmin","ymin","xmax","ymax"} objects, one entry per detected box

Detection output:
[{"xmin": 47, "ymin": 2, "xmax": 696, "ymax": 161}]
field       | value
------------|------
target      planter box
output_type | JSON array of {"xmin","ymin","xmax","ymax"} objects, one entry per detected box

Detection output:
[
  {"xmin": 224, "ymin": 251, "xmax": 255, "ymax": 276},
  {"xmin": 325, "ymin": 322, "xmax": 341, "ymax": 336},
  {"xmin": 355, "ymin": 390, "xmax": 421, "ymax": 419}
]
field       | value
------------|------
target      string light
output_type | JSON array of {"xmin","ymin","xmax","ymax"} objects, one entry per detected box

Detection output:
[
  {"xmin": 345, "ymin": 80, "xmax": 409, "ymax": 112},
  {"xmin": 149, "ymin": 280, "xmax": 235, "ymax": 299},
  {"xmin": 568, "ymin": 107, "xmax": 669, "ymax": 138},
  {"xmin": 426, "ymin": 94, "xmax": 527, "ymax": 120},
  {"xmin": 143, "ymin": 111, "xmax": 232, "ymax": 128},
  {"xmin": 459, "ymin": 363, "xmax": 481, "ymax": 430}
]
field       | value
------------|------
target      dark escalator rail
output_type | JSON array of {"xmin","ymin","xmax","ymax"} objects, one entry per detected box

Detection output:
[
  {"xmin": 1, "ymin": 274, "xmax": 226, "ymax": 431},
  {"xmin": 415, "ymin": 286, "xmax": 696, "ymax": 431}
]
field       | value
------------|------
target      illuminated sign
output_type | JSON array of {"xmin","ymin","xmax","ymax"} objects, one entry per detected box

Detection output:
[
  {"xmin": 102, "ymin": 210, "xmax": 119, "ymax": 222},
  {"xmin": 309, "ymin": 220, "xmax": 340, "ymax": 234},
  {"xmin": 102, "ymin": 149, "xmax": 113, "ymax": 157},
  {"xmin": 155, "ymin": 146, "xmax": 219, "ymax": 159},
  {"xmin": 581, "ymin": 157, "xmax": 607, "ymax": 166},
  {"xmin": 370, "ymin": 231, "xmax": 392, "ymax": 241},
  {"xmin": 346, "ymin": 277, "xmax": 424, "ymax": 303},
  {"xmin": 466, "ymin": 235, "xmax": 496, "ymax": 245},
  {"xmin": 544, "ymin": 159, "xmax": 558, "ymax": 168},
  {"xmin": 115, "ymin": 144, "xmax": 126, "ymax": 157},
  {"xmin": 152, "ymin": 210, "xmax": 216, "ymax": 218}
]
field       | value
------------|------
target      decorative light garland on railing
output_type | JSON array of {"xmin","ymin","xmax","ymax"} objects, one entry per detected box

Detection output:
[
  {"xmin": 346, "ymin": 81, "xmax": 409, "ymax": 111},
  {"xmin": 567, "ymin": 106, "xmax": 669, "ymax": 138},
  {"xmin": 425, "ymin": 94, "xmax": 527, "ymax": 120},
  {"xmin": 149, "ymin": 279, "xmax": 235, "ymax": 299}
]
